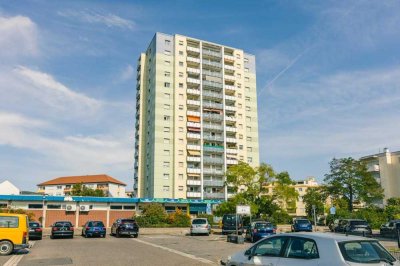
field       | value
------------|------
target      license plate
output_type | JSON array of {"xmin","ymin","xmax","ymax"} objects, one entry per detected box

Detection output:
[{"xmin": 29, "ymin": 229, "xmax": 34, "ymax": 232}]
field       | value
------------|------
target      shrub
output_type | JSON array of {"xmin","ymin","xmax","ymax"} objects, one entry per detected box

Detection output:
[
  {"xmin": 167, "ymin": 209, "xmax": 191, "ymax": 227},
  {"xmin": 0, "ymin": 208, "xmax": 36, "ymax": 221},
  {"xmin": 135, "ymin": 203, "xmax": 167, "ymax": 227},
  {"xmin": 270, "ymin": 210, "xmax": 291, "ymax": 224}
]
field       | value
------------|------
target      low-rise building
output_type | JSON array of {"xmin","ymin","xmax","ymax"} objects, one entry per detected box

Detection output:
[
  {"xmin": 0, "ymin": 180, "xmax": 20, "ymax": 195},
  {"xmin": 360, "ymin": 148, "xmax": 400, "ymax": 205},
  {"xmin": 37, "ymin": 174, "xmax": 127, "ymax": 198}
]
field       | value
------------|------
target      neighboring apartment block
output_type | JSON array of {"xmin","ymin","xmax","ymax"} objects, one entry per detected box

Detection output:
[
  {"xmin": 360, "ymin": 148, "xmax": 400, "ymax": 204},
  {"xmin": 37, "ymin": 174, "xmax": 127, "ymax": 198},
  {"xmin": 134, "ymin": 33, "xmax": 259, "ymax": 200}
]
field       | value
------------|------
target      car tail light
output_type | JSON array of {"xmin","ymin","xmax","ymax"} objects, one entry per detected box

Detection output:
[
  {"xmin": 86, "ymin": 227, "xmax": 90, "ymax": 230},
  {"xmin": 53, "ymin": 227, "xmax": 58, "ymax": 231},
  {"xmin": 71, "ymin": 227, "xmax": 74, "ymax": 231},
  {"xmin": 102, "ymin": 227, "xmax": 106, "ymax": 230},
  {"xmin": 35, "ymin": 228, "xmax": 42, "ymax": 232},
  {"xmin": 23, "ymin": 231, "xmax": 27, "ymax": 238}
]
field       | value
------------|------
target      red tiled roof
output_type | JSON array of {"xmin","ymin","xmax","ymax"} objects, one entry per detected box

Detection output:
[{"xmin": 38, "ymin": 174, "xmax": 126, "ymax": 186}]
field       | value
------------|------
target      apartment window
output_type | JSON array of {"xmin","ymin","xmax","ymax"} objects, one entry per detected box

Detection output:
[
  {"xmin": 246, "ymin": 116, "xmax": 251, "ymax": 122},
  {"xmin": 178, "ymin": 150, "xmax": 183, "ymax": 155},
  {"xmin": 179, "ymin": 94, "xmax": 184, "ymax": 99},
  {"xmin": 165, "ymin": 40, "xmax": 171, "ymax": 45},
  {"xmin": 164, "ymin": 71, "xmax": 171, "ymax": 77},
  {"xmin": 179, "ymin": 83, "xmax": 183, "ymax": 88},
  {"xmin": 164, "ymin": 150, "xmax": 170, "ymax": 155},
  {"xmin": 299, "ymin": 188, "xmax": 303, "ymax": 192},
  {"xmin": 164, "ymin": 93, "xmax": 170, "ymax": 99},
  {"xmin": 179, "ymin": 116, "xmax": 184, "ymax": 121},
  {"xmin": 47, "ymin": 204, "xmax": 62, "ymax": 209},
  {"xmin": 164, "ymin": 50, "xmax": 171, "ymax": 55},
  {"xmin": 236, "ymin": 64, "xmax": 241, "ymax": 69},
  {"xmin": 247, "ymin": 157, "xmax": 253, "ymax": 163},
  {"xmin": 163, "ymin": 173, "xmax": 169, "ymax": 179},
  {"xmin": 238, "ymin": 93, "xmax": 242, "ymax": 98},
  {"xmin": 164, "ymin": 127, "xmax": 170, "ymax": 132},
  {"xmin": 239, "ymin": 145, "xmax": 243, "ymax": 150},
  {"xmin": 28, "ymin": 204, "xmax": 43, "ymax": 209},
  {"xmin": 179, "ymin": 174, "xmax": 183, "ymax": 179},
  {"xmin": 239, "ymin": 134, "xmax": 243, "ymax": 139},
  {"xmin": 164, "ymin": 82, "xmax": 170, "ymax": 88},
  {"xmin": 246, "ymin": 126, "xmax": 251, "ymax": 132},
  {"xmin": 236, "ymin": 54, "xmax": 241, "ymax": 59},
  {"xmin": 245, "ymin": 96, "xmax": 251, "ymax": 102},
  {"xmin": 179, "ymin": 61, "xmax": 184, "ymax": 67},
  {"xmin": 179, "ymin": 127, "xmax": 183, "ymax": 132},
  {"xmin": 247, "ymin": 136, "xmax": 252, "ymax": 141},
  {"xmin": 163, "ymin": 161, "xmax": 170, "ymax": 168},
  {"xmin": 179, "ymin": 138, "xmax": 184, "ymax": 144},
  {"xmin": 245, "ymin": 87, "xmax": 250, "ymax": 92},
  {"xmin": 110, "ymin": 205, "xmax": 123, "ymax": 210},
  {"xmin": 179, "ymin": 40, "xmax": 184, "ymax": 46},
  {"xmin": 238, "ymin": 123, "xmax": 243, "ymax": 129},
  {"xmin": 246, "ymin": 106, "xmax": 251, "ymax": 111},
  {"xmin": 56, "ymin": 185, "xmax": 62, "ymax": 189},
  {"xmin": 163, "ymin": 138, "xmax": 170, "ymax": 144},
  {"xmin": 244, "ymin": 68, "xmax": 249, "ymax": 72},
  {"xmin": 247, "ymin": 147, "xmax": 253, "ymax": 152},
  {"xmin": 244, "ymin": 58, "xmax": 249, "ymax": 63},
  {"xmin": 179, "ymin": 72, "xmax": 184, "ymax": 77},
  {"xmin": 179, "ymin": 162, "xmax": 184, "ymax": 167},
  {"xmin": 237, "ymin": 73, "xmax": 241, "ymax": 78},
  {"xmin": 178, "ymin": 186, "xmax": 184, "ymax": 191},
  {"xmin": 238, "ymin": 103, "xmax": 242, "ymax": 109},
  {"xmin": 179, "ymin": 105, "xmax": 184, "ymax": 110},
  {"xmin": 164, "ymin": 115, "xmax": 170, "ymax": 121},
  {"xmin": 240, "ymin": 155, "xmax": 244, "ymax": 160},
  {"xmin": 164, "ymin": 61, "xmax": 170, "ymax": 66},
  {"xmin": 179, "ymin": 51, "xmax": 183, "ymax": 56},
  {"xmin": 245, "ymin": 77, "xmax": 250, "ymax": 82},
  {"xmin": 238, "ymin": 114, "xmax": 243, "ymax": 119},
  {"xmin": 163, "ymin": 186, "xmax": 170, "ymax": 192},
  {"xmin": 164, "ymin": 104, "xmax": 170, "ymax": 110}
]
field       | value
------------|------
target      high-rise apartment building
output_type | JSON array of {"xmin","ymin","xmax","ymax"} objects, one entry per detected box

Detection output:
[{"xmin": 134, "ymin": 33, "xmax": 259, "ymax": 199}]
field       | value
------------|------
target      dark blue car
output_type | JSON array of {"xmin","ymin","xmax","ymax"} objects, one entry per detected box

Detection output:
[
  {"xmin": 245, "ymin": 222, "xmax": 276, "ymax": 243},
  {"xmin": 291, "ymin": 218, "xmax": 313, "ymax": 232},
  {"xmin": 82, "ymin": 221, "xmax": 106, "ymax": 238}
]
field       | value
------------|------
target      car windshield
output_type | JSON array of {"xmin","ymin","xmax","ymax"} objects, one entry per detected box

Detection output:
[
  {"xmin": 29, "ymin": 222, "xmax": 40, "ymax": 227},
  {"xmin": 90, "ymin": 221, "xmax": 104, "ymax": 227},
  {"xmin": 54, "ymin": 222, "xmax": 72, "ymax": 227},
  {"xmin": 192, "ymin": 219, "xmax": 207, "ymax": 225},
  {"xmin": 121, "ymin": 219, "xmax": 135, "ymax": 224},
  {"xmin": 350, "ymin": 221, "xmax": 368, "ymax": 226},
  {"xmin": 339, "ymin": 241, "xmax": 396, "ymax": 264},
  {"xmin": 296, "ymin": 220, "xmax": 310, "ymax": 224},
  {"xmin": 223, "ymin": 215, "xmax": 238, "ymax": 224},
  {"xmin": 255, "ymin": 223, "xmax": 272, "ymax": 229}
]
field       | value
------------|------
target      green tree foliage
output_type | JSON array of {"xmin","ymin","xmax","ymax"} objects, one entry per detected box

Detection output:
[
  {"xmin": 135, "ymin": 204, "xmax": 191, "ymax": 227},
  {"xmin": 273, "ymin": 171, "xmax": 299, "ymax": 212},
  {"xmin": 71, "ymin": 183, "xmax": 105, "ymax": 197},
  {"xmin": 385, "ymin": 198, "xmax": 400, "ymax": 219},
  {"xmin": 302, "ymin": 187, "xmax": 326, "ymax": 218},
  {"xmin": 0, "ymin": 208, "xmax": 36, "ymax": 221},
  {"xmin": 324, "ymin": 157, "xmax": 383, "ymax": 212}
]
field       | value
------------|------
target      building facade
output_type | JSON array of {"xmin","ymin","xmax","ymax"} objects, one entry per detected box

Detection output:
[
  {"xmin": 360, "ymin": 148, "xmax": 400, "ymax": 204},
  {"xmin": 134, "ymin": 33, "xmax": 259, "ymax": 200},
  {"xmin": 37, "ymin": 174, "xmax": 127, "ymax": 198},
  {"xmin": 0, "ymin": 180, "xmax": 20, "ymax": 195}
]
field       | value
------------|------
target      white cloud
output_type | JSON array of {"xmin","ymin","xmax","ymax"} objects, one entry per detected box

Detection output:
[
  {"xmin": 58, "ymin": 10, "xmax": 135, "ymax": 30},
  {"xmin": 119, "ymin": 65, "xmax": 134, "ymax": 82},
  {"xmin": 0, "ymin": 15, "xmax": 39, "ymax": 57}
]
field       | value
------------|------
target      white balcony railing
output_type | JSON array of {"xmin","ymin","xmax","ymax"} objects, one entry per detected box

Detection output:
[
  {"xmin": 187, "ymin": 99, "xmax": 200, "ymax": 106},
  {"xmin": 224, "ymin": 85, "xmax": 236, "ymax": 91},
  {"xmin": 225, "ymin": 116, "xmax": 236, "ymax": 122},
  {"xmin": 227, "ymin": 159, "xmax": 238, "ymax": 165},
  {"xmin": 225, "ymin": 95, "xmax": 236, "ymax": 101},
  {"xmin": 187, "ymin": 156, "xmax": 201, "ymax": 162},
  {"xmin": 226, "ymin": 126, "xmax": 237, "ymax": 132},
  {"xmin": 187, "ymin": 144, "xmax": 201, "ymax": 150},
  {"xmin": 203, "ymin": 180, "xmax": 225, "ymax": 187},
  {"xmin": 225, "ymin": 75, "xmax": 236, "ymax": 82},
  {"xmin": 187, "ymin": 168, "xmax": 201, "ymax": 174},
  {"xmin": 187, "ymin": 192, "xmax": 201, "ymax": 198},
  {"xmin": 187, "ymin": 179, "xmax": 201, "ymax": 186},
  {"xmin": 187, "ymin": 133, "xmax": 201, "ymax": 139},
  {"xmin": 226, "ymin": 138, "xmax": 237, "ymax": 143},
  {"xmin": 224, "ymin": 54, "xmax": 235, "ymax": 61},
  {"xmin": 187, "ymin": 88, "xmax": 200, "ymax": 95},
  {"xmin": 224, "ymin": 64, "xmax": 235, "ymax": 71},
  {"xmin": 226, "ymin": 148, "xmax": 238, "ymax": 154},
  {"xmin": 187, "ymin": 77, "xmax": 201, "ymax": 84},
  {"xmin": 187, "ymin": 46, "xmax": 200, "ymax": 53},
  {"xmin": 187, "ymin": 56, "xmax": 201, "ymax": 63},
  {"xmin": 187, "ymin": 110, "xmax": 200, "ymax": 117},
  {"xmin": 225, "ymin": 105, "xmax": 237, "ymax": 112},
  {"xmin": 187, "ymin": 122, "xmax": 201, "ymax": 128}
]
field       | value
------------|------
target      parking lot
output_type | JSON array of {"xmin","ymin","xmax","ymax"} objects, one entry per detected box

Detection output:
[{"xmin": 0, "ymin": 234, "xmax": 250, "ymax": 266}]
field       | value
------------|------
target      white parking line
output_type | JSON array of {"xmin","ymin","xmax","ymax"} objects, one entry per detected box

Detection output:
[
  {"xmin": 132, "ymin": 238, "xmax": 216, "ymax": 265},
  {"xmin": 3, "ymin": 241, "xmax": 35, "ymax": 266}
]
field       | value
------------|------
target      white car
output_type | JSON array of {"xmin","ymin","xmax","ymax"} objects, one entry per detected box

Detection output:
[
  {"xmin": 190, "ymin": 218, "xmax": 211, "ymax": 236},
  {"xmin": 221, "ymin": 232, "xmax": 398, "ymax": 266}
]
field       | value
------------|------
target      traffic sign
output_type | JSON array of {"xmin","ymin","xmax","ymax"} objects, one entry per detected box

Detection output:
[{"xmin": 236, "ymin": 205, "xmax": 251, "ymax": 215}]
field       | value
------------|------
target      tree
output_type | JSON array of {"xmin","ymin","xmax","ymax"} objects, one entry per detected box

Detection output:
[
  {"xmin": 71, "ymin": 183, "xmax": 106, "ymax": 197},
  {"xmin": 273, "ymin": 171, "xmax": 299, "ymax": 213},
  {"xmin": 302, "ymin": 187, "xmax": 326, "ymax": 218},
  {"xmin": 385, "ymin": 198, "xmax": 400, "ymax": 220},
  {"xmin": 324, "ymin": 157, "xmax": 383, "ymax": 212}
]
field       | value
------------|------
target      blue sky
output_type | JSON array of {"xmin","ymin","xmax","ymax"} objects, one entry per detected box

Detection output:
[{"xmin": 1, "ymin": 1, "xmax": 400, "ymax": 191}]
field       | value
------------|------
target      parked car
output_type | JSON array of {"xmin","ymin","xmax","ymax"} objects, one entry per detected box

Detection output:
[
  {"xmin": 329, "ymin": 219, "xmax": 344, "ymax": 232},
  {"xmin": 221, "ymin": 233, "xmax": 399, "ymax": 266},
  {"xmin": 291, "ymin": 218, "xmax": 312, "ymax": 232},
  {"xmin": 110, "ymin": 219, "xmax": 139, "ymax": 238},
  {"xmin": 337, "ymin": 219, "xmax": 372, "ymax": 237},
  {"xmin": 28, "ymin": 222, "xmax": 43, "ymax": 240},
  {"xmin": 380, "ymin": 220, "xmax": 400, "ymax": 238},
  {"xmin": 50, "ymin": 221, "xmax": 74, "ymax": 239},
  {"xmin": 222, "ymin": 214, "xmax": 244, "ymax": 235},
  {"xmin": 245, "ymin": 221, "xmax": 276, "ymax": 243},
  {"xmin": 190, "ymin": 218, "xmax": 211, "ymax": 236},
  {"xmin": 82, "ymin": 221, "xmax": 106, "ymax": 238},
  {"xmin": 0, "ymin": 213, "xmax": 29, "ymax": 256}
]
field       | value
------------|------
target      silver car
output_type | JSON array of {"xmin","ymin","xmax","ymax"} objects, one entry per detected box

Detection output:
[
  {"xmin": 221, "ymin": 233, "xmax": 398, "ymax": 266},
  {"xmin": 190, "ymin": 218, "xmax": 211, "ymax": 236}
]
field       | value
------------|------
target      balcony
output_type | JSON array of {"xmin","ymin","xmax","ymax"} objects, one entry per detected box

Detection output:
[
  {"xmin": 224, "ymin": 64, "xmax": 235, "ymax": 71},
  {"xmin": 203, "ymin": 113, "xmax": 223, "ymax": 121},
  {"xmin": 187, "ymin": 67, "xmax": 200, "ymax": 74},
  {"xmin": 224, "ymin": 85, "xmax": 236, "ymax": 92},
  {"xmin": 187, "ymin": 56, "xmax": 201, "ymax": 64},
  {"xmin": 203, "ymin": 102, "xmax": 223, "ymax": 109},
  {"xmin": 187, "ymin": 88, "xmax": 200, "ymax": 96},
  {"xmin": 224, "ymin": 54, "xmax": 235, "ymax": 62},
  {"xmin": 187, "ymin": 77, "xmax": 200, "ymax": 85},
  {"xmin": 187, "ymin": 121, "xmax": 201, "ymax": 128},
  {"xmin": 227, "ymin": 159, "xmax": 238, "ymax": 165},
  {"xmin": 203, "ymin": 169, "xmax": 224, "ymax": 175},
  {"xmin": 226, "ymin": 126, "xmax": 237, "ymax": 132},
  {"xmin": 204, "ymin": 180, "xmax": 225, "ymax": 187},
  {"xmin": 203, "ymin": 157, "xmax": 224, "ymax": 164},
  {"xmin": 202, "ymin": 59, "xmax": 222, "ymax": 68},
  {"xmin": 187, "ymin": 133, "xmax": 201, "ymax": 139},
  {"xmin": 226, "ymin": 148, "xmax": 238, "ymax": 154},
  {"xmin": 368, "ymin": 164, "xmax": 380, "ymax": 172},
  {"xmin": 187, "ymin": 179, "xmax": 201, "ymax": 186},
  {"xmin": 203, "ymin": 135, "xmax": 224, "ymax": 142},
  {"xmin": 202, "ymin": 91, "xmax": 223, "ymax": 100},
  {"xmin": 203, "ymin": 145, "xmax": 224, "ymax": 153},
  {"xmin": 225, "ymin": 116, "xmax": 236, "ymax": 122},
  {"xmin": 225, "ymin": 75, "xmax": 236, "ymax": 82},
  {"xmin": 187, "ymin": 168, "xmax": 201, "ymax": 174},
  {"xmin": 203, "ymin": 70, "xmax": 222, "ymax": 78},
  {"xmin": 204, "ymin": 192, "xmax": 225, "ymax": 199},
  {"xmin": 202, "ymin": 49, "xmax": 222, "ymax": 58},
  {"xmin": 187, "ymin": 46, "xmax": 200, "ymax": 53},
  {"xmin": 187, "ymin": 110, "xmax": 200, "ymax": 117},
  {"xmin": 226, "ymin": 138, "xmax": 237, "ymax": 143},
  {"xmin": 225, "ymin": 105, "xmax": 237, "ymax": 112},
  {"xmin": 187, "ymin": 144, "xmax": 201, "ymax": 150},
  {"xmin": 187, "ymin": 192, "xmax": 201, "ymax": 198},
  {"xmin": 225, "ymin": 95, "xmax": 236, "ymax": 101},
  {"xmin": 187, "ymin": 99, "xmax": 200, "ymax": 106},
  {"xmin": 187, "ymin": 156, "xmax": 201, "ymax": 162},
  {"xmin": 203, "ymin": 123, "xmax": 224, "ymax": 131},
  {"xmin": 203, "ymin": 80, "xmax": 223, "ymax": 89}
]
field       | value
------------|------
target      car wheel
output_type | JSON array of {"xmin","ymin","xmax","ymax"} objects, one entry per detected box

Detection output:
[
  {"xmin": 0, "ymin": 240, "xmax": 13, "ymax": 256},
  {"xmin": 38, "ymin": 236, "xmax": 42, "ymax": 240},
  {"xmin": 133, "ymin": 234, "xmax": 138, "ymax": 238},
  {"xmin": 71, "ymin": 235, "xmax": 74, "ymax": 239},
  {"xmin": 50, "ymin": 235, "xmax": 54, "ymax": 239},
  {"xmin": 102, "ymin": 234, "xmax": 106, "ymax": 238}
]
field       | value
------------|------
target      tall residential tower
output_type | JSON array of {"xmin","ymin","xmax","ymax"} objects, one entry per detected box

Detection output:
[{"xmin": 134, "ymin": 33, "xmax": 259, "ymax": 200}]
